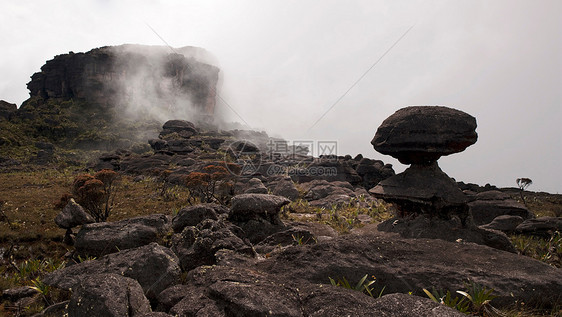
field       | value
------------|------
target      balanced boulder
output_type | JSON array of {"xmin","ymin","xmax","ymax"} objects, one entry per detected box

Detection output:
[{"xmin": 371, "ymin": 106, "xmax": 477, "ymax": 165}]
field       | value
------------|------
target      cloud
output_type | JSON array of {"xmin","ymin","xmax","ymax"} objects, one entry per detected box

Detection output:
[{"xmin": 0, "ymin": 0, "xmax": 560, "ymax": 192}]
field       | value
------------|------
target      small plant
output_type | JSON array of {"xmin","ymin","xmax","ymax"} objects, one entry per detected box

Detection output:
[
  {"xmin": 29, "ymin": 278, "xmax": 52, "ymax": 306},
  {"xmin": 424, "ymin": 280, "xmax": 499, "ymax": 315},
  {"xmin": 423, "ymin": 288, "xmax": 470, "ymax": 313},
  {"xmin": 184, "ymin": 165, "xmax": 235, "ymax": 205},
  {"xmin": 516, "ymin": 178, "xmax": 533, "ymax": 206},
  {"xmin": 329, "ymin": 274, "xmax": 385, "ymax": 298},
  {"xmin": 69, "ymin": 169, "xmax": 119, "ymax": 222},
  {"xmin": 457, "ymin": 280, "xmax": 498, "ymax": 314}
]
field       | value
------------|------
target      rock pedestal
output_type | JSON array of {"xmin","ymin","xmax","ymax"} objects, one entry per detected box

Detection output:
[
  {"xmin": 369, "ymin": 106, "xmax": 476, "ymax": 220},
  {"xmin": 369, "ymin": 106, "xmax": 514, "ymax": 252}
]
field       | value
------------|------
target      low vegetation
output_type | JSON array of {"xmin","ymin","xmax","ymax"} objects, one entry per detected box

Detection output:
[{"xmin": 0, "ymin": 167, "xmax": 561, "ymax": 316}]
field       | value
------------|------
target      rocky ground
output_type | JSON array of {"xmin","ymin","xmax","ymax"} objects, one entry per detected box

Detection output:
[{"xmin": 0, "ymin": 116, "xmax": 560, "ymax": 317}]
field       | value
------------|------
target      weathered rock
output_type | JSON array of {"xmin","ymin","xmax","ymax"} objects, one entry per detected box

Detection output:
[
  {"xmin": 167, "ymin": 285, "xmax": 223, "ymax": 316},
  {"xmin": 229, "ymin": 194, "xmax": 290, "ymax": 224},
  {"xmin": 156, "ymin": 284, "xmax": 195, "ymax": 313},
  {"xmin": 304, "ymin": 182, "xmax": 355, "ymax": 201},
  {"xmin": 355, "ymin": 158, "xmax": 395, "ymax": 189},
  {"xmin": 229, "ymin": 194, "xmax": 291, "ymax": 243},
  {"xmin": 244, "ymin": 177, "xmax": 268, "ymax": 194},
  {"xmin": 54, "ymin": 198, "xmax": 95, "ymax": 229},
  {"xmin": 166, "ymin": 139, "xmax": 195, "ymax": 154},
  {"xmin": 256, "ymin": 231, "xmax": 562, "ymax": 308},
  {"xmin": 74, "ymin": 214, "xmax": 170, "ymax": 257},
  {"xmin": 171, "ymin": 219, "xmax": 255, "ymax": 272},
  {"xmin": 160, "ymin": 120, "xmax": 197, "ymax": 138},
  {"xmin": 371, "ymin": 106, "xmax": 478, "ymax": 164},
  {"xmin": 468, "ymin": 190, "xmax": 534, "ymax": 225},
  {"xmin": 120, "ymin": 154, "xmax": 172, "ymax": 174},
  {"xmin": 148, "ymin": 139, "xmax": 168, "ymax": 152},
  {"xmin": 377, "ymin": 215, "xmax": 516, "ymax": 252},
  {"xmin": 67, "ymin": 273, "xmax": 151, "ymax": 317},
  {"xmin": 185, "ymin": 264, "xmax": 465, "ymax": 317},
  {"xmin": 370, "ymin": 162, "xmax": 469, "ymax": 221},
  {"xmin": 43, "ymin": 242, "xmax": 181, "ymax": 301},
  {"xmin": 516, "ymin": 217, "xmax": 562, "ymax": 237},
  {"xmin": 480, "ymin": 215, "xmax": 525, "ymax": 232},
  {"xmin": 172, "ymin": 204, "xmax": 219, "ymax": 233},
  {"xmin": 272, "ymin": 177, "xmax": 300, "ymax": 200},
  {"xmin": 25, "ymin": 45, "xmax": 218, "ymax": 114}
]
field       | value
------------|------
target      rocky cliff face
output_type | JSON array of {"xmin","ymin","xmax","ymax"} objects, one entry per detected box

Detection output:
[
  {"xmin": 25, "ymin": 44, "xmax": 219, "ymax": 115},
  {"xmin": 0, "ymin": 45, "xmax": 221, "ymax": 154}
]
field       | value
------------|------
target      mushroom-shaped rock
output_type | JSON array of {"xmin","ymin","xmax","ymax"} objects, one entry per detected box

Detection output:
[
  {"xmin": 371, "ymin": 106, "xmax": 477, "ymax": 164},
  {"xmin": 54, "ymin": 198, "xmax": 95, "ymax": 229}
]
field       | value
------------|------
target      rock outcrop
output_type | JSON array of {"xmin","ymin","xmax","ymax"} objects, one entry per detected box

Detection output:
[
  {"xmin": 370, "ymin": 106, "xmax": 513, "ymax": 251},
  {"xmin": 25, "ymin": 45, "xmax": 219, "ymax": 115},
  {"xmin": 467, "ymin": 190, "xmax": 534, "ymax": 225},
  {"xmin": 74, "ymin": 214, "xmax": 170, "ymax": 257},
  {"xmin": 67, "ymin": 273, "xmax": 151, "ymax": 316},
  {"xmin": 371, "ymin": 106, "xmax": 477, "ymax": 165}
]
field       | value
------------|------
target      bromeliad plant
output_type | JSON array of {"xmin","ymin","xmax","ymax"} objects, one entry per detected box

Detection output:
[
  {"xmin": 329, "ymin": 274, "xmax": 385, "ymax": 298},
  {"xmin": 424, "ymin": 280, "xmax": 499, "ymax": 315}
]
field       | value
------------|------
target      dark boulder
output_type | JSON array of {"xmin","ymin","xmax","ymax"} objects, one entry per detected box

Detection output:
[
  {"xmin": 67, "ymin": 273, "xmax": 151, "ymax": 317},
  {"xmin": 166, "ymin": 139, "xmax": 195, "ymax": 154},
  {"xmin": 155, "ymin": 284, "xmax": 195, "ymax": 313},
  {"xmin": 516, "ymin": 217, "xmax": 562, "ymax": 237},
  {"xmin": 74, "ymin": 214, "xmax": 170, "ymax": 257},
  {"xmin": 172, "ymin": 204, "xmax": 220, "ymax": 233},
  {"xmin": 480, "ymin": 215, "xmax": 525, "ymax": 233},
  {"xmin": 355, "ymin": 158, "xmax": 395, "ymax": 189},
  {"xmin": 468, "ymin": 190, "xmax": 534, "ymax": 226},
  {"xmin": 171, "ymin": 219, "xmax": 255, "ymax": 271},
  {"xmin": 377, "ymin": 215, "xmax": 516, "ymax": 253},
  {"xmin": 304, "ymin": 181, "xmax": 355, "ymax": 201},
  {"xmin": 229, "ymin": 194, "xmax": 291, "ymax": 243},
  {"xmin": 371, "ymin": 106, "xmax": 478, "ymax": 165},
  {"xmin": 244, "ymin": 177, "xmax": 268, "ymax": 194},
  {"xmin": 160, "ymin": 120, "xmax": 197, "ymax": 137},
  {"xmin": 229, "ymin": 194, "xmax": 290, "ymax": 224},
  {"xmin": 271, "ymin": 177, "xmax": 300, "ymax": 200},
  {"xmin": 167, "ymin": 285, "xmax": 221, "ymax": 316},
  {"xmin": 43, "ymin": 242, "xmax": 181, "ymax": 301},
  {"xmin": 256, "ymin": 231, "xmax": 562, "ymax": 308}
]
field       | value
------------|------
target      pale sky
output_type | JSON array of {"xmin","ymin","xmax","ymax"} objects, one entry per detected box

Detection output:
[{"xmin": 1, "ymin": 0, "xmax": 561, "ymax": 193}]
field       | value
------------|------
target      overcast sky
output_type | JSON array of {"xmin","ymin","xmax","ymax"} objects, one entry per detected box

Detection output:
[{"xmin": 1, "ymin": 0, "xmax": 561, "ymax": 193}]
